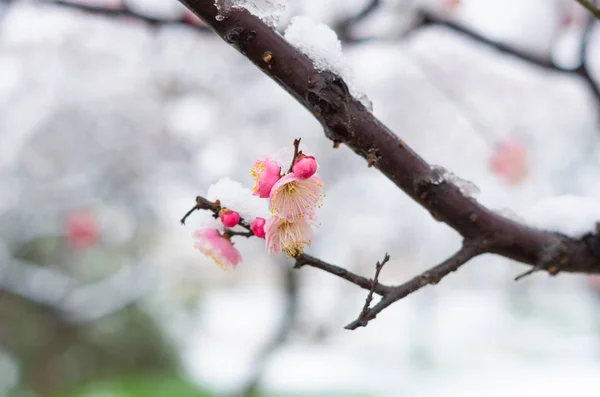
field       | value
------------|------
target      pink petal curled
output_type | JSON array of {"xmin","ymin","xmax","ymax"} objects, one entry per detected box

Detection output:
[{"xmin": 251, "ymin": 157, "xmax": 281, "ymax": 198}]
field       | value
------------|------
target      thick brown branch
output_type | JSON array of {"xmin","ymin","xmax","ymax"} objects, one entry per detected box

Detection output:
[
  {"xmin": 345, "ymin": 241, "xmax": 483, "ymax": 329},
  {"xmin": 178, "ymin": 1, "xmax": 600, "ymax": 276}
]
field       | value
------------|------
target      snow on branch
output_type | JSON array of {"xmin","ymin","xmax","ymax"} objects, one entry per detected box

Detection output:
[{"xmin": 177, "ymin": 1, "xmax": 600, "ymax": 328}]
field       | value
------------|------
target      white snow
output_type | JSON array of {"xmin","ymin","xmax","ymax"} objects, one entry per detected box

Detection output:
[
  {"xmin": 284, "ymin": 15, "xmax": 373, "ymax": 109},
  {"xmin": 284, "ymin": 15, "xmax": 349, "ymax": 80},
  {"xmin": 524, "ymin": 195, "xmax": 600, "ymax": 237},
  {"xmin": 214, "ymin": 0, "xmax": 285, "ymax": 28},
  {"xmin": 206, "ymin": 178, "xmax": 269, "ymax": 220},
  {"xmin": 432, "ymin": 166, "xmax": 480, "ymax": 198}
]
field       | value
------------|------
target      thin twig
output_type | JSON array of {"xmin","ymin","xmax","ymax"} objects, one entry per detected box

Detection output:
[
  {"xmin": 335, "ymin": 0, "xmax": 381, "ymax": 42},
  {"xmin": 44, "ymin": 0, "xmax": 211, "ymax": 29},
  {"xmin": 514, "ymin": 266, "xmax": 541, "ymax": 281},
  {"xmin": 410, "ymin": 10, "xmax": 600, "ymax": 109},
  {"xmin": 180, "ymin": 196, "xmax": 220, "ymax": 225},
  {"xmin": 225, "ymin": 229, "xmax": 254, "ymax": 238},
  {"xmin": 295, "ymin": 253, "xmax": 393, "ymax": 296},
  {"xmin": 345, "ymin": 242, "xmax": 482, "ymax": 329},
  {"xmin": 287, "ymin": 138, "xmax": 302, "ymax": 174},
  {"xmin": 358, "ymin": 253, "xmax": 390, "ymax": 324}
]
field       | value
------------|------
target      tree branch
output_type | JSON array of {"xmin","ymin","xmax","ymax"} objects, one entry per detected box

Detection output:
[
  {"xmin": 410, "ymin": 10, "xmax": 600, "ymax": 106},
  {"xmin": 345, "ymin": 241, "xmax": 482, "ymax": 329},
  {"xmin": 175, "ymin": 3, "xmax": 600, "ymax": 328},
  {"xmin": 179, "ymin": 1, "xmax": 600, "ymax": 276},
  {"xmin": 357, "ymin": 253, "xmax": 389, "ymax": 324},
  {"xmin": 37, "ymin": 0, "xmax": 600, "ymax": 107},
  {"xmin": 334, "ymin": 0, "xmax": 381, "ymax": 42},
  {"xmin": 41, "ymin": 0, "xmax": 211, "ymax": 30},
  {"xmin": 575, "ymin": 0, "xmax": 600, "ymax": 19},
  {"xmin": 294, "ymin": 253, "xmax": 393, "ymax": 296}
]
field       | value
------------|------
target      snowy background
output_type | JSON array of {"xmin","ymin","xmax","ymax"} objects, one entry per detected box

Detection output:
[{"xmin": 2, "ymin": 0, "xmax": 600, "ymax": 396}]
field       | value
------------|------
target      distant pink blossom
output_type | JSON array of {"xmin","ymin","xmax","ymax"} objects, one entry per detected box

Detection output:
[
  {"xmin": 66, "ymin": 211, "xmax": 99, "ymax": 249},
  {"xmin": 440, "ymin": 0, "xmax": 461, "ymax": 11},
  {"xmin": 270, "ymin": 173, "xmax": 323, "ymax": 222},
  {"xmin": 589, "ymin": 275, "xmax": 600, "ymax": 293},
  {"xmin": 292, "ymin": 155, "xmax": 318, "ymax": 179},
  {"xmin": 265, "ymin": 216, "xmax": 313, "ymax": 256},
  {"xmin": 251, "ymin": 157, "xmax": 281, "ymax": 198},
  {"xmin": 193, "ymin": 229, "xmax": 242, "ymax": 270},
  {"xmin": 252, "ymin": 217, "xmax": 266, "ymax": 238},
  {"xmin": 490, "ymin": 140, "xmax": 528, "ymax": 185},
  {"xmin": 219, "ymin": 209, "xmax": 240, "ymax": 228}
]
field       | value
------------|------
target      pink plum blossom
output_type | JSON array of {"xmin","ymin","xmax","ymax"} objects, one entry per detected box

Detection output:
[
  {"xmin": 292, "ymin": 155, "xmax": 318, "ymax": 179},
  {"xmin": 490, "ymin": 140, "xmax": 528, "ymax": 185},
  {"xmin": 269, "ymin": 173, "xmax": 323, "ymax": 222},
  {"xmin": 265, "ymin": 216, "xmax": 313, "ymax": 256},
  {"xmin": 251, "ymin": 157, "xmax": 281, "ymax": 198},
  {"xmin": 252, "ymin": 217, "xmax": 266, "ymax": 238},
  {"xmin": 219, "ymin": 208, "xmax": 240, "ymax": 228},
  {"xmin": 193, "ymin": 229, "xmax": 242, "ymax": 270}
]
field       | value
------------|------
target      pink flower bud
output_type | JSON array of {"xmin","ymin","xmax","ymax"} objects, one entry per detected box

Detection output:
[
  {"xmin": 252, "ymin": 217, "xmax": 266, "ymax": 238},
  {"xmin": 220, "ymin": 209, "xmax": 240, "ymax": 228},
  {"xmin": 292, "ymin": 155, "xmax": 318, "ymax": 179}
]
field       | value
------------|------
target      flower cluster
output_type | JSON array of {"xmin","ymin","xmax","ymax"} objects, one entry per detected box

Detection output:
[
  {"xmin": 255, "ymin": 152, "xmax": 322, "ymax": 256},
  {"xmin": 190, "ymin": 141, "xmax": 323, "ymax": 270}
]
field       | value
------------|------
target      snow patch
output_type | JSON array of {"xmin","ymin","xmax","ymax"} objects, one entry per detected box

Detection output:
[
  {"xmin": 284, "ymin": 16, "xmax": 348, "ymax": 78},
  {"xmin": 432, "ymin": 166, "xmax": 480, "ymax": 198},
  {"xmin": 207, "ymin": 178, "xmax": 269, "ymax": 220},
  {"xmin": 214, "ymin": 0, "xmax": 285, "ymax": 28},
  {"xmin": 284, "ymin": 15, "xmax": 372, "ymax": 110},
  {"xmin": 524, "ymin": 195, "xmax": 600, "ymax": 237}
]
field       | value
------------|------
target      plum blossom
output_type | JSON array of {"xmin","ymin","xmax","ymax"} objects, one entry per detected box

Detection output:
[
  {"xmin": 269, "ymin": 173, "xmax": 323, "ymax": 222},
  {"xmin": 251, "ymin": 217, "xmax": 266, "ymax": 238},
  {"xmin": 66, "ymin": 211, "xmax": 99, "ymax": 249},
  {"xmin": 193, "ymin": 229, "xmax": 242, "ymax": 270},
  {"xmin": 265, "ymin": 216, "xmax": 313, "ymax": 256},
  {"xmin": 490, "ymin": 139, "xmax": 528, "ymax": 185},
  {"xmin": 292, "ymin": 154, "xmax": 318, "ymax": 179},
  {"xmin": 219, "ymin": 208, "xmax": 240, "ymax": 227},
  {"xmin": 251, "ymin": 157, "xmax": 281, "ymax": 198}
]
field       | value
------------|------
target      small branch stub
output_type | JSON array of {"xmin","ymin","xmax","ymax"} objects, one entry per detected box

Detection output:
[{"xmin": 358, "ymin": 253, "xmax": 390, "ymax": 325}]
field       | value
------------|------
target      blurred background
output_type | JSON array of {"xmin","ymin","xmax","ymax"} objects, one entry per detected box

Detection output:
[{"xmin": 2, "ymin": 0, "xmax": 600, "ymax": 396}]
